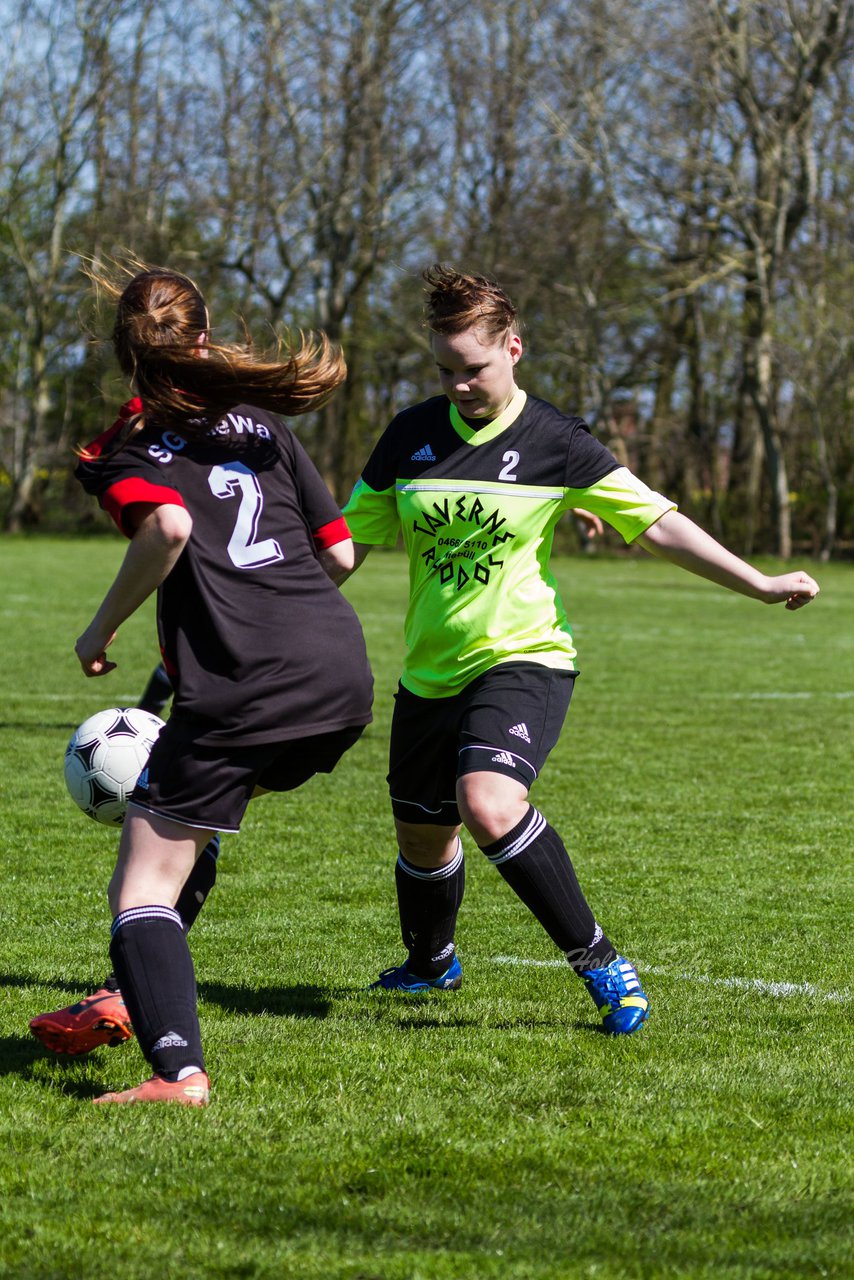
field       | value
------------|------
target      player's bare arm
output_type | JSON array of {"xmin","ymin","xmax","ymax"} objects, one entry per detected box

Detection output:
[
  {"xmin": 638, "ymin": 510, "xmax": 819, "ymax": 610},
  {"xmin": 76, "ymin": 503, "xmax": 192, "ymax": 676},
  {"xmin": 317, "ymin": 537, "xmax": 355, "ymax": 581},
  {"xmin": 324, "ymin": 540, "xmax": 373, "ymax": 586}
]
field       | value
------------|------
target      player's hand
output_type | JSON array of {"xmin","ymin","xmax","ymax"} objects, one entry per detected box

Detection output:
[
  {"xmin": 572, "ymin": 508, "xmax": 604, "ymax": 538},
  {"xmin": 75, "ymin": 627, "xmax": 117, "ymax": 676},
  {"xmin": 761, "ymin": 571, "xmax": 820, "ymax": 610}
]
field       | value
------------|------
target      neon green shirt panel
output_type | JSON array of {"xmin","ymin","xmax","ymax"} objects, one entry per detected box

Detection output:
[
  {"xmin": 345, "ymin": 477, "xmax": 400, "ymax": 547},
  {"xmin": 567, "ymin": 467, "xmax": 677, "ymax": 543},
  {"xmin": 345, "ymin": 469, "xmax": 675, "ymax": 698}
]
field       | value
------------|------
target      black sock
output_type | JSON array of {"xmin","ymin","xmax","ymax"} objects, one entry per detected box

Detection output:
[
  {"xmin": 109, "ymin": 906, "xmax": 205, "ymax": 1078},
  {"xmin": 174, "ymin": 834, "xmax": 220, "ymax": 931},
  {"xmin": 138, "ymin": 663, "xmax": 173, "ymax": 717},
  {"xmin": 101, "ymin": 836, "xmax": 221, "ymax": 992},
  {"xmin": 395, "ymin": 838, "xmax": 465, "ymax": 978},
  {"xmin": 480, "ymin": 807, "xmax": 617, "ymax": 972}
]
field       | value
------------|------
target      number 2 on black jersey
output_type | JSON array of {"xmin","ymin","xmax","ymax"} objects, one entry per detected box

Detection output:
[
  {"xmin": 498, "ymin": 451, "xmax": 519, "ymax": 481},
  {"xmin": 208, "ymin": 462, "xmax": 284, "ymax": 569}
]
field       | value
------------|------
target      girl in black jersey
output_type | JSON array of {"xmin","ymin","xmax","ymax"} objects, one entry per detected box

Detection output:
[
  {"xmin": 35, "ymin": 267, "xmax": 373, "ymax": 1105},
  {"xmin": 339, "ymin": 264, "xmax": 819, "ymax": 1035}
]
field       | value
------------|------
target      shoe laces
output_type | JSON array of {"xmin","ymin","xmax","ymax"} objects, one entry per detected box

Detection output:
[
  {"xmin": 585, "ymin": 965, "xmax": 625, "ymax": 1008},
  {"xmin": 377, "ymin": 965, "xmax": 407, "ymax": 985}
]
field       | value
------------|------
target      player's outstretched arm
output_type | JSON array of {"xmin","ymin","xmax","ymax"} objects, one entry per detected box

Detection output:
[
  {"xmin": 76, "ymin": 503, "xmax": 193, "ymax": 677},
  {"xmin": 638, "ymin": 510, "xmax": 819, "ymax": 610}
]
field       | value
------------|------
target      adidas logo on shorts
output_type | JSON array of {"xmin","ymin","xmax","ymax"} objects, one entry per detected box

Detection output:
[
  {"xmin": 491, "ymin": 751, "xmax": 515, "ymax": 766},
  {"xmin": 411, "ymin": 444, "xmax": 436, "ymax": 461},
  {"xmin": 508, "ymin": 722, "xmax": 531, "ymax": 743}
]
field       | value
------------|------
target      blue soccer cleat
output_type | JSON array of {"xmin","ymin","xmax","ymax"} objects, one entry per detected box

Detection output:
[
  {"xmin": 370, "ymin": 954, "xmax": 463, "ymax": 991},
  {"xmin": 581, "ymin": 956, "xmax": 649, "ymax": 1035}
]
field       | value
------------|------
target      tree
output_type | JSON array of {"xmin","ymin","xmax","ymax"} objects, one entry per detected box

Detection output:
[
  {"xmin": 0, "ymin": 0, "xmax": 130, "ymax": 530},
  {"xmin": 705, "ymin": 0, "xmax": 852, "ymax": 556}
]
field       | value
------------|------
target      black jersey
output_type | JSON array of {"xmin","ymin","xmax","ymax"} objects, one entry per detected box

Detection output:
[{"xmin": 77, "ymin": 401, "xmax": 373, "ymax": 745}]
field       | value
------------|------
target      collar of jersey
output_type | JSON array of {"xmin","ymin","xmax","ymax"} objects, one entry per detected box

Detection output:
[{"xmin": 449, "ymin": 387, "xmax": 527, "ymax": 444}]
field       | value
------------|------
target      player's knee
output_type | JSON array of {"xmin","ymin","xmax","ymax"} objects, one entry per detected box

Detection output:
[
  {"xmin": 457, "ymin": 772, "xmax": 528, "ymax": 845},
  {"xmin": 395, "ymin": 821, "xmax": 460, "ymax": 868}
]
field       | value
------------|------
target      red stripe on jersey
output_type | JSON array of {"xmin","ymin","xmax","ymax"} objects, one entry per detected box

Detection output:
[
  {"xmin": 160, "ymin": 648, "xmax": 179, "ymax": 680},
  {"xmin": 79, "ymin": 398, "xmax": 143, "ymax": 461},
  {"xmin": 312, "ymin": 515, "xmax": 351, "ymax": 549},
  {"xmin": 103, "ymin": 477, "xmax": 186, "ymax": 537}
]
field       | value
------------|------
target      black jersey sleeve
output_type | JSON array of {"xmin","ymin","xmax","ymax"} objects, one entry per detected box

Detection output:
[
  {"xmin": 563, "ymin": 419, "xmax": 623, "ymax": 489},
  {"xmin": 359, "ymin": 407, "xmax": 418, "ymax": 493},
  {"xmin": 75, "ymin": 438, "xmax": 185, "ymax": 538},
  {"xmin": 286, "ymin": 427, "xmax": 351, "ymax": 542}
]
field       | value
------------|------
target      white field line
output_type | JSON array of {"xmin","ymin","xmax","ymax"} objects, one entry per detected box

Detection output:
[
  {"xmin": 16, "ymin": 693, "xmax": 141, "ymax": 703},
  {"xmin": 491, "ymin": 956, "xmax": 850, "ymax": 1004},
  {"xmin": 725, "ymin": 691, "xmax": 854, "ymax": 700}
]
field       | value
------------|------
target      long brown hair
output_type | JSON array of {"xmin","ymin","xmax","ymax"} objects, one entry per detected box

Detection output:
[
  {"xmin": 92, "ymin": 264, "xmax": 346, "ymax": 448},
  {"xmin": 422, "ymin": 263, "xmax": 519, "ymax": 342}
]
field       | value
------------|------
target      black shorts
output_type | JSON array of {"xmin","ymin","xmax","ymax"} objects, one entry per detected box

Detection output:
[
  {"xmin": 388, "ymin": 662, "xmax": 576, "ymax": 826},
  {"xmin": 130, "ymin": 718, "xmax": 365, "ymax": 833}
]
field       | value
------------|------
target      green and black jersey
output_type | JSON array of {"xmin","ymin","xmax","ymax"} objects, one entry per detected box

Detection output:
[{"xmin": 344, "ymin": 388, "xmax": 675, "ymax": 698}]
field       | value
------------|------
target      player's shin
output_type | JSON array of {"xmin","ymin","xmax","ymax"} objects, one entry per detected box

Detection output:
[
  {"xmin": 109, "ymin": 905, "xmax": 205, "ymax": 1079},
  {"xmin": 480, "ymin": 806, "xmax": 617, "ymax": 971},
  {"xmin": 96, "ymin": 834, "xmax": 220, "ymax": 994},
  {"xmin": 395, "ymin": 838, "xmax": 465, "ymax": 979}
]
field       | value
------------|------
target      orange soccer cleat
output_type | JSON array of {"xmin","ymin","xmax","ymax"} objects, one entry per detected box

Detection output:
[
  {"xmin": 93, "ymin": 1071, "xmax": 210, "ymax": 1107},
  {"xmin": 29, "ymin": 986, "xmax": 134, "ymax": 1056}
]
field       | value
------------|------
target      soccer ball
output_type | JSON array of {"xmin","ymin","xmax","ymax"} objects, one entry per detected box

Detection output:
[{"xmin": 64, "ymin": 707, "xmax": 165, "ymax": 827}]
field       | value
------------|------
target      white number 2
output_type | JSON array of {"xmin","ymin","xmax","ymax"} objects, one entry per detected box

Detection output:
[
  {"xmin": 498, "ymin": 450, "xmax": 520, "ymax": 481},
  {"xmin": 208, "ymin": 462, "xmax": 284, "ymax": 569}
]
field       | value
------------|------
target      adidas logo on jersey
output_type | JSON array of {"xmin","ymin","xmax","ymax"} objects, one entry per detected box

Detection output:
[
  {"xmin": 491, "ymin": 751, "xmax": 516, "ymax": 766},
  {"xmin": 508, "ymin": 723, "xmax": 531, "ymax": 743},
  {"xmin": 411, "ymin": 444, "xmax": 436, "ymax": 461}
]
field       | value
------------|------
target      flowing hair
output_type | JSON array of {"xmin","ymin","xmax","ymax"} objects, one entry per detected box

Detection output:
[
  {"xmin": 422, "ymin": 263, "xmax": 519, "ymax": 342},
  {"xmin": 87, "ymin": 263, "xmax": 346, "ymax": 452}
]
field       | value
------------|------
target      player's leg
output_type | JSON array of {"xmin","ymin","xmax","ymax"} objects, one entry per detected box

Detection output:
[
  {"xmin": 371, "ymin": 686, "xmax": 466, "ymax": 990},
  {"xmin": 369, "ymin": 819, "xmax": 465, "ymax": 989},
  {"xmin": 28, "ymin": 832, "xmax": 222, "ymax": 1055},
  {"xmin": 137, "ymin": 661, "xmax": 173, "ymax": 717},
  {"xmin": 456, "ymin": 664, "xmax": 648, "ymax": 1034},
  {"xmin": 94, "ymin": 805, "xmax": 211, "ymax": 1105},
  {"xmin": 31, "ymin": 663, "xmax": 211, "ymax": 1055},
  {"xmin": 174, "ymin": 833, "xmax": 221, "ymax": 929},
  {"xmin": 96, "ymin": 724, "xmax": 367, "ymax": 1103}
]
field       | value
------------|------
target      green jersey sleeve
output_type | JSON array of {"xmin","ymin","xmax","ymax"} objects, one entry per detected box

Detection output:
[
  {"xmin": 343, "ymin": 478, "xmax": 400, "ymax": 547},
  {"xmin": 569, "ymin": 467, "xmax": 676, "ymax": 542}
]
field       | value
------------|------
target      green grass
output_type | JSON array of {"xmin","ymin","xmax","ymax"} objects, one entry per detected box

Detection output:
[{"xmin": 0, "ymin": 537, "xmax": 851, "ymax": 1279}]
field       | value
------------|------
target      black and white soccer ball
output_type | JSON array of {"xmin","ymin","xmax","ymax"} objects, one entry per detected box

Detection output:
[{"xmin": 64, "ymin": 707, "xmax": 165, "ymax": 827}]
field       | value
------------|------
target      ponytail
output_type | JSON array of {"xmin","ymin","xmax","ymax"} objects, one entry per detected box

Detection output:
[{"xmin": 87, "ymin": 263, "xmax": 346, "ymax": 451}]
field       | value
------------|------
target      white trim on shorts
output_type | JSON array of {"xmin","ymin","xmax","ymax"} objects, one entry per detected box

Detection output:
[
  {"xmin": 125, "ymin": 800, "xmax": 238, "ymax": 835},
  {"xmin": 457, "ymin": 742, "xmax": 538, "ymax": 780}
]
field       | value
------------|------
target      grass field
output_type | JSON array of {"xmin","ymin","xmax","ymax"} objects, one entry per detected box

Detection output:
[{"xmin": 0, "ymin": 537, "xmax": 851, "ymax": 1280}]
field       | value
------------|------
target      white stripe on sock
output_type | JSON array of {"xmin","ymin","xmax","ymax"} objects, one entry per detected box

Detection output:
[
  {"xmin": 397, "ymin": 837, "xmax": 464, "ymax": 881},
  {"xmin": 484, "ymin": 808, "xmax": 546, "ymax": 866},
  {"xmin": 111, "ymin": 905, "xmax": 183, "ymax": 936}
]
